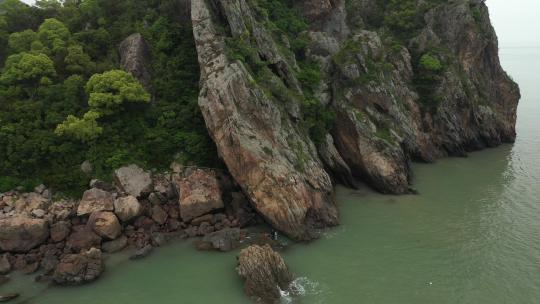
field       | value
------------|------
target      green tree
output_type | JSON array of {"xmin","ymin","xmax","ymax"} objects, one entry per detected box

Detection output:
[
  {"xmin": 55, "ymin": 110, "xmax": 102, "ymax": 142},
  {"xmin": 85, "ymin": 70, "xmax": 150, "ymax": 115},
  {"xmin": 8, "ymin": 29, "xmax": 38, "ymax": 54},
  {"xmin": 0, "ymin": 52, "xmax": 56, "ymax": 98},
  {"xmin": 38, "ymin": 18, "xmax": 70, "ymax": 55},
  {"xmin": 64, "ymin": 44, "xmax": 92, "ymax": 74}
]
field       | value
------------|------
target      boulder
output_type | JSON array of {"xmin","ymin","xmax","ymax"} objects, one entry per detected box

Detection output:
[
  {"xmin": 113, "ymin": 195, "xmax": 142, "ymax": 222},
  {"xmin": 177, "ymin": 169, "xmax": 224, "ymax": 222},
  {"xmin": 150, "ymin": 205, "xmax": 168, "ymax": 225},
  {"xmin": 14, "ymin": 193, "xmax": 49, "ymax": 214},
  {"xmin": 40, "ymin": 254, "xmax": 59, "ymax": 273},
  {"xmin": 114, "ymin": 165, "xmax": 153, "ymax": 198},
  {"xmin": 88, "ymin": 211, "xmax": 122, "ymax": 240},
  {"xmin": 197, "ymin": 228, "xmax": 241, "ymax": 252},
  {"xmin": 48, "ymin": 200, "xmax": 76, "ymax": 221},
  {"xmin": 0, "ymin": 216, "xmax": 49, "ymax": 252},
  {"xmin": 77, "ymin": 188, "xmax": 114, "ymax": 216},
  {"xmin": 50, "ymin": 221, "xmax": 71, "ymax": 243},
  {"xmin": 102, "ymin": 235, "xmax": 128, "ymax": 253},
  {"xmin": 66, "ymin": 226, "xmax": 102, "ymax": 252},
  {"xmin": 237, "ymin": 245, "xmax": 293, "ymax": 303},
  {"xmin": 53, "ymin": 248, "xmax": 104, "ymax": 286},
  {"xmin": 119, "ymin": 33, "xmax": 152, "ymax": 90},
  {"xmin": 0, "ymin": 255, "xmax": 10, "ymax": 275}
]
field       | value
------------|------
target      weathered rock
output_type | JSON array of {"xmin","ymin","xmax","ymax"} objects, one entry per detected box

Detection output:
[
  {"xmin": 102, "ymin": 235, "xmax": 128, "ymax": 253},
  {"xmin": 0, "ymin": 216, "xmax": 49, "ymax": 252},
  {"xmin": 197, "ymin": 228, "xmax": 241, "ymax": 252},
  {"xmin": 88, "ymin": 211, "xmax": 122, "ymax": 240},
  {"xmin": 14, "ymin": 193, "xmax": 50, "ymax": 214},
  {"xmin": 191, "ymin": 214, "xmax": 214, "ymax": 226},
  {"xmin": 53, "ymin": 248, "xmax": 104, "ymax": 285},
  {"xmin": 0, "ymin": 255, "xmax": 10, "ymax": 275},
  {"xmin": 150, "ymin": 205, "xmax": 168, "ymax": 225},
  {"xmin": 113, "ymin": 195, "xmax": 142, "ymax": 222},
  {"xmin": 237, "ymin": 245, "xmax": 293, "ymax": 303},
  {"xmin": 119, "ymin": 33, "xmax": 152, "ymax": 90},
  {"xmin": 114, "ymin": 165, "xmax": 153, "ymax": 198},
  {"xmin": 177, "ymin": 169, "xmax": 224, "ymax": 222},
  {"xmin": 66, "ymin": 226, "xmax": 102, "ymax": 252},
  {"xmin": 50, "ymin": 221, "xmax": 71, "ymax": 243},
  {"xmin": 0, "ymin": 293, "xmax": 19, "ymax": 302},
  {"xmin": 192, "ymin": 0, "xmax": 339, "ymax": 240},
  {"xmin": 77, "ymin": 188, "xmax": 114, "ymax": 216},
  {"xmin": 48, "ymin": 200, "xmax": 76, "ymax": 221}
]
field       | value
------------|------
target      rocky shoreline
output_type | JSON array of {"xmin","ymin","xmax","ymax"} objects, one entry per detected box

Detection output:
[{"xmin": 0, "ymin": 163, "xmax": 273, "ymax": 299}]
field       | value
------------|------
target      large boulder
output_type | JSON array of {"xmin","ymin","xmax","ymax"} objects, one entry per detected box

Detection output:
[
  {"xmin": 88, "ymin": 211, "xmax": 122, "ymax": 240},
  {"xmin": 0, "ymin": 216, "xmax": 49, "ymax": 252},
  {"xmin": 66, "ymin": 226, "xmax": 102, "ymax": 252},
  {"xmin": 114, "ymin": 165, "xmax": 153, "ymax": 198},
  {"xmin": 197, "ymin": 228, "xmax": 241, "ymax": 252},
  {"xmin": 77, "ymin": 188, "xmax": 114, "ymax": 216},
  {"xmin": 237, "ymin": 245, "xmax": 293, "ymax": 303},
  {"xmin": 53, "ymin": 248, "xmax": 104, "ymax": 285},
  {"xmin": 114, "ymin": 195, "xmax": 143, "ymax": 222},
  {"xmin": 119, "ymin": 33, "xmax": 152, "ymax": 90},
  {"xmin": 177, "ymin": 169, "xmax": 224, "ymax": 222}
]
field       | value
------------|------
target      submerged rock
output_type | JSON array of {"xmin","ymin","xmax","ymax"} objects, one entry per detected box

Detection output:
[
  {"xmin": 0, "ymin": 293, "xmax": 19, "ymax": 302},
  {"xmin": 130, "ymin": 245, "xmax": 153, "ymax": 260},
  {"xmin": 102, "ymin": 235, "xmax": 128, "ymax": 253},
  {"xmin": 237, "ymin": 245, "xmax": 293, "ymax": 303},
  {"xmin": 197, "ymin": 228, "xmax": 241, "ymax": 252},
  {"xmin": 53, "ymin": 248, "xmax": 104, "ymax": 286},
  {"xmin": 0, "ymin": 216, "xmax": 49, "ymax": 252}
]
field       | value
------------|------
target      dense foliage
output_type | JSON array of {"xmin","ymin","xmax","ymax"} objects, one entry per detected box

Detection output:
[{"xmin": 0, "ymin": 0, "xmax": 217, "ymax": 194}]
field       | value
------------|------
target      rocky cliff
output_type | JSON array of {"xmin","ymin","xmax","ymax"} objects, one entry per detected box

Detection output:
[{"xmin": 191, "ymin": 0, "xmax": 520, "ymax": 240}]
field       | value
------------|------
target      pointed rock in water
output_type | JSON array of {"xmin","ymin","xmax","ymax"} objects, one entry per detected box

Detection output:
[
  {"xmin": 191, "ymin": 0, "xmax": 338, "ymax": 241},
  {"xmin": 237, "ymin": 245, "xmax": 293, "ymax": 303}
]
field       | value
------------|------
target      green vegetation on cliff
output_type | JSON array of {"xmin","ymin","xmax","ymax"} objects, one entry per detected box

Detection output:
[{"xmin": 0, "ymin": 0, "xmax": 217, "ymax": 194}]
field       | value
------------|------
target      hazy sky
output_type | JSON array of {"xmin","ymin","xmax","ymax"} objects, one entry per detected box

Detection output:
[{"xmin": 19, "ymin": 0, "xmax": 540, "ymax": 47}]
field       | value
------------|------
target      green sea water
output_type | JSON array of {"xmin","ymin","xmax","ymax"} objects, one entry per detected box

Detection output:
[{"xmin": 2, "ymin": 7, "xmax": 540, "ymax": 304}]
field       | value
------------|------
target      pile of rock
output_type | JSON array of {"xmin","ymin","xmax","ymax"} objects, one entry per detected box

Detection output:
[{"xmin": 0, "ymin": 163, "xmax": 259, "ymax": 286}]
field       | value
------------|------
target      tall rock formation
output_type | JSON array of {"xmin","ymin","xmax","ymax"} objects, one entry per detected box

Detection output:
[
  {"xmin": 191, "ymin": 0, "xmax": 339, "ymax": 241},
  {"xmin": 191, "ymin": 0, "xmax": 519, "ymax": 239}
]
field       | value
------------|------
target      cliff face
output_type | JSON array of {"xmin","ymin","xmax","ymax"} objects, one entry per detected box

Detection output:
[{"xmin": 191, "ymin": 0, "xmax": 519, "ymax": 240}]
